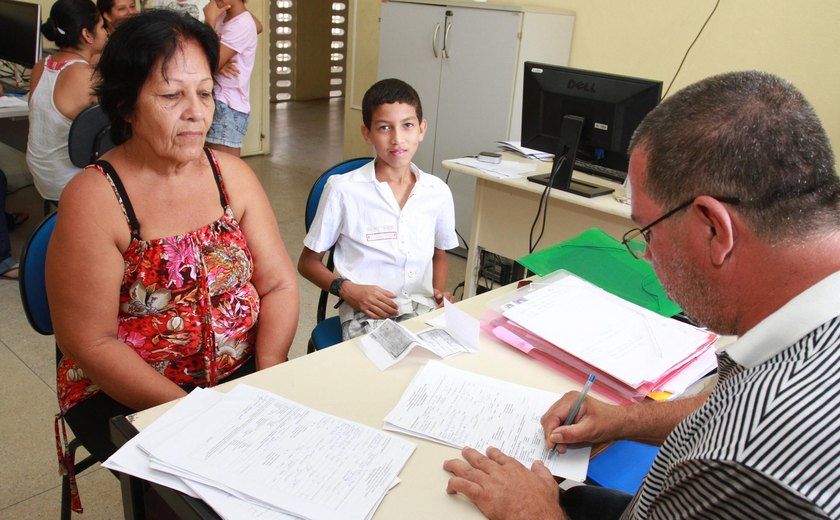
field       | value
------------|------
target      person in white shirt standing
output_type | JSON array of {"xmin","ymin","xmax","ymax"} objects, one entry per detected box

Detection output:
[
  {"xmin": 203, "ymin": 0, "xmax": 256, "ymax": 157},
  {"xmin": 299, "ymin": 78, "xmax": 459, "ymax": 340}
]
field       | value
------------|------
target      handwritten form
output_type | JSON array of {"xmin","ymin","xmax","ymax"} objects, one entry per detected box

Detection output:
[
  {"xmin": 106, "ymin": 385, "xmax": 415, "ymax": 520},
  {"xmin": 501, "ymin": 275, "xmax": 715, "ymax": 387},
  {"xmin": 384, "ymin": 361, "xmax": 590, "ymax": 482}
]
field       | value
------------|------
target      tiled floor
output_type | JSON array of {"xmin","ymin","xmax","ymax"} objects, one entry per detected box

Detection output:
[{"xmin": 0, "ymin": 98, "xmax": 466, "ymax": 519}]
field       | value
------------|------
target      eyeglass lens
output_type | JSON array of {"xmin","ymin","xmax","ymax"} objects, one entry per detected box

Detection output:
[{"xmin": 623, "ymin": 230, "xmax": 647, "ymax": 259}]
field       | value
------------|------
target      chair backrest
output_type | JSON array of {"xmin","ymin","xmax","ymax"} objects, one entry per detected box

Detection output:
[
  {"xmin": 305, "ymin": 157, "xmax": 372, "ymax": 325},
  {"xmin": 19, "ymin": 211, "xmax": 58, "ymax": 335},
  {"xmin": 305, "ymin": 157, "xmax": 373, "ymax": 232},
  {"xmin": 68, "ymin": 104, "xmax": 115, "ymax": 168}
]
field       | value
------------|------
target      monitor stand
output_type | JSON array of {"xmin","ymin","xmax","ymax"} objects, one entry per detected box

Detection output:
[{"xmin": 527, "ymin": 115, "xmax": 614, "ymax": 198}]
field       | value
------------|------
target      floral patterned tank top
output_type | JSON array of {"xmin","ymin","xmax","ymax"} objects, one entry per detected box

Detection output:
[{"xmin": 56, "ymin": 148, "xmax": 259, "ymax": 413}]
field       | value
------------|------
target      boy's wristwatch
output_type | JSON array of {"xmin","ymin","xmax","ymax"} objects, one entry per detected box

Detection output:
[{"xmin": 329, "ymin": 277, "xmax": 348, "ymax": 297}]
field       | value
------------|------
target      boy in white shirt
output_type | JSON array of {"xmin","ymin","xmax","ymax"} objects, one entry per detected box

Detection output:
[{"xmin": 299, "ymin": 78, "xmax": 459, "ymax": 340}]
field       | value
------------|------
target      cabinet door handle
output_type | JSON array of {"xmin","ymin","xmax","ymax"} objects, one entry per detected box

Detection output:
[
  {"xmin": 432, "ymin": 22, "xmax": 441, "ymax": 58},
  {"xmin": 442, "ymin": 22, "xmax": 452, "ymax": 59}
]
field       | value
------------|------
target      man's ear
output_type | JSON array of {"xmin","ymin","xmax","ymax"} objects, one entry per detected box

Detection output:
[
  {"xmin": 418, "ymin": 118, "xmax": 428, "ymax": 142},
  {"xmin": 694, "ymin": 196, "xmax": 735, "ymax": 267}
]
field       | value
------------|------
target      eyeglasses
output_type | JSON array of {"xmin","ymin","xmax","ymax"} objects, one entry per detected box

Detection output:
[{"xmin": 621, "ymin": 196, "xmax": 741, "ymax": 259}]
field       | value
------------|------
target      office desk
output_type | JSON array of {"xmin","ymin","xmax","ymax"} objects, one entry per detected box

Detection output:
[
  {"xmin": 0, "ymin": 99, "xmax": 28, "ymax": 119},
  {"xmin": 112, "ymin": 281, "xmax": 617, "ymax": 520},
  {"xmin": 442, "ymin": 155, "xmax": 634, "ymax": 297},
  {"xmin": 0, "ymin": 97, "xmax": 29, "ymax": 180}
]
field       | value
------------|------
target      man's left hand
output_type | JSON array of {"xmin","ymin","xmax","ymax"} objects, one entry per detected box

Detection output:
[{"xmin": 443, "ymin": 446, "xmax": 566, "ymax": 520}]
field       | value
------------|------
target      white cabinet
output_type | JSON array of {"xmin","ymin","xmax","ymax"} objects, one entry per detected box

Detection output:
[{"xmin": 377, "ymin": 1, "xmax": 575, "ymax": 248}]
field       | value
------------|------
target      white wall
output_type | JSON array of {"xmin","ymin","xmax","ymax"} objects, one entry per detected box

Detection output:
[{"xmin": 344, "ymin": 0, "xmax": 840, "ymax": 168}]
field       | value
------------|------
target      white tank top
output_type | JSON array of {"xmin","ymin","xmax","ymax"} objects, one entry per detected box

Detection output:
[{"xmin": 26, "ymin": 57, "xmax": 88, "ymax": 201}]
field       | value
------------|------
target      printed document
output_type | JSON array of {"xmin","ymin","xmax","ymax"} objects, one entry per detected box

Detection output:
[
  {"xmin": 358, "ymin": 301, "xmax": 480, "ymax": 369},
  {"xmin": 104, "ymin": 387, "xmax": 216, "ymax": 498},
  {"xmin": 112, "ymin": 385, "xmax": 415, "ymax": 520},
  {"xmin": 384, "ymin": 361, "xmax": 590, "ymax": 482},
  {"xmin": 495, "ymin": 140, "xmax": 554, "ymax": 160},
  {"xmin": 501, "ymin": 274, "xmax": 715, "ymax": 387},
  {"xmin": 450, "ymin": 156, "xmax": 537, "ymax": 179}
]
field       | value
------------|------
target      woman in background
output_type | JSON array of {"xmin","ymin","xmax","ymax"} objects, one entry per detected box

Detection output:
[
  {"xmin": 96, "ymin": 0, "xmax": 137, "ymax": 33},
  {"xmin": 26, "ymin": 0, "xmax": 106, "ymax": 205},
  {"xmin": 203, "ymin": 0, "xmax": 258, "ymax": 157}
]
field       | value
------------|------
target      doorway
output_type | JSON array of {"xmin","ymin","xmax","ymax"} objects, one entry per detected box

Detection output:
[{"xmin": 270, "ymin": 0, "xmax": 348, "ymax": 102}]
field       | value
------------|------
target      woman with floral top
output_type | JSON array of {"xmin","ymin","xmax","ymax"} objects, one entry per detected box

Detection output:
[{"xmin": 45, "ymin": 10, "xmax": 299, "ymax": 498}]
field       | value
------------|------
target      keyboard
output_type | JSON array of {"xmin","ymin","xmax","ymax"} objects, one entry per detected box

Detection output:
[{"xmin": 575, "ymin": 159, "xmax": 627, "ymax": 183}]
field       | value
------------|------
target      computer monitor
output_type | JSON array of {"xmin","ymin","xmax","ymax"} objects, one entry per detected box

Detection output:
[
  {"xmin": 522, "ymin": 62, "xmax": 662, "ymax": 197},
  {"xmin": 0, "ymin": 0, "xmax": 42, "ymax": 69}
]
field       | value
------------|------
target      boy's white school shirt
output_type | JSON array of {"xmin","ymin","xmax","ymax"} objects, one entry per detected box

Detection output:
[{"xmin": 303, "ymin": 161, "xmax": 459, "ymax": 323}]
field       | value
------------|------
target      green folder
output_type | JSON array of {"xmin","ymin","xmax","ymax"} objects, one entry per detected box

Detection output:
[{"xmin": 518, "ymin": 228, "xmax": 681, "ymax": 317}]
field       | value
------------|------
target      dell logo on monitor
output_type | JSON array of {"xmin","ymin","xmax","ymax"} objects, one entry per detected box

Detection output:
[{"xmin": 567, "ymin": 80, "xmax": 596, "ymax": 93}]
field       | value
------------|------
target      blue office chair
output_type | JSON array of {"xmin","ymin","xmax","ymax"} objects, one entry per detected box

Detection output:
[
  {"xmin": 18, "ymin": 211, "xmax": 98, "ymax": 520},
  {"xmin": 18, "ymin": 212, "xmax": 57, "ymax": 335},
  {"xmin": 305, "ymin": 157, "xmax": 373, "ymax": 353}
]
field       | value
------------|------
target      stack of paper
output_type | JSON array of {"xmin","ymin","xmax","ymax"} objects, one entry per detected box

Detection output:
[
  {"xmin": 495, "ymin": 140, "xmax": 554, "ymax": 160},
  {"xmin": 488, "ymin": 273, "xmax": 717, "ymax": 402},
  {"xmin": 105, "ymin": 385, "xmax": 416, "ymax": 520},
  {"xmin": 449, "ymin": 156, "xmax": 537, "ymax": 179},
  {"xmin": 384, "ymin": 361, "xmax": 591, "ymax": 482}
]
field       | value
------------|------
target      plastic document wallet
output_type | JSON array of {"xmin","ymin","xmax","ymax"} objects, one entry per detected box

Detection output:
[
  {"xmin": 587, "ymin": 440, "xmax": 660, "ymax": 495},
  {"xmin": 518, "ymin": 228, "xmax": 681, "ymax": 317}
]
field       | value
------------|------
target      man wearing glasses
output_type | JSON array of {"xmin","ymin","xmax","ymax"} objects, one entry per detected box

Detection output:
[{"xmin": 444, "ymin": 70, "xmax": 840, "ymax": 519}]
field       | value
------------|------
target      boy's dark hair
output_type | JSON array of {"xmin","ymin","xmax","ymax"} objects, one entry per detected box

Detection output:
[
  {"xmin": 41, "ymin": 0, "xmax": 101, "ymax": 49},
  {"xmin": 361, "ymin": 78, "xmax": 423, "ymax": 129},
  {"xmin": 95, "ymin": 9, "xmax": 219, "ymax": 145}
]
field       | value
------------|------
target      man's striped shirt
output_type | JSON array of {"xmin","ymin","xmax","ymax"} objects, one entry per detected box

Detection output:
[{"xmin": 622, "ymin": 272, "xmax": 840, "ymax": 519}]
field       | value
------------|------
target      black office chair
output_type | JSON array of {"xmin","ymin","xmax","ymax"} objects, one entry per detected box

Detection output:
[
  {"xmin": 18, "ymin": 211, "xmax": 97, "ymax": 520},
  {"xmin": 68, "ymin": 104, "xmax": 115, "ymax": 168},
  {"xmin": 305, "ymin": 157, "xmax": 373, "ymax": 353}
]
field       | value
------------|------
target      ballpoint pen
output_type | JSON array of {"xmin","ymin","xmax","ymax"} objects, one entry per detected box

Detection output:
[{"xmin": 551, "ymin": 374, "xmax": 596, "ymax": 456}]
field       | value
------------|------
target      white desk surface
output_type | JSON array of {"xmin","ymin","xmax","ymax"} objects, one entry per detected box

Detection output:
[
  {"xmin": 128, "ymin": 281, "xmax": 611, "ymax": 519},
  {"xmin": 0, "ymin": 96, "xmax": 29, "ymax": 119},
  {"xmin": 443, "ymin": 153, "xmax": 635, "ymax": 297},
  {"xmin": 442, "ymin": 153, "xmax": 632, "ymax": 220}
]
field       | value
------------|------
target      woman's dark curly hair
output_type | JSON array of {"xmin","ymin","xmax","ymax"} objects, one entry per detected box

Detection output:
[{"xmin": 95, "ymin": 9, "xmax": 219, "ymax": 145}]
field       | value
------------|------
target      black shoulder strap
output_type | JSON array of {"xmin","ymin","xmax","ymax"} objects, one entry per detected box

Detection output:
[
  {"xmin": 204, "ymin": 148, "xmax": 228, "ymax": 209},
  {"xmin": 95, "ymin": 160, "xmax": 141, "ymax": 240}
]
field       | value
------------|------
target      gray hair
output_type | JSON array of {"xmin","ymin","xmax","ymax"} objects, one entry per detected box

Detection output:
[{"xmin": 629, "ymin": 70, "xmax": 839, "ymax": 242}]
